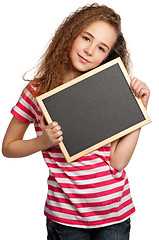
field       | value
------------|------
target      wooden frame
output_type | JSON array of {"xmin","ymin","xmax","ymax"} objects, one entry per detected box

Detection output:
[{"xmin": 36, "ymin": 57, "xmax": 151, "ymax": 163}]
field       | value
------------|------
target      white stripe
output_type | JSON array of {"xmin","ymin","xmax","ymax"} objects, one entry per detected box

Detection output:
[
  {"xmin": 44, "ymin": 152, "xmax": 64, "ymax": 159},
  {"xmin": 85, "ymin": 149, "xmax": 110, "ymax": 157},
  {"xmin": 54, "ymin": 169, "xmax": 124, "ymax": 183},
  {"xmin": 22, "ymin": 88, "xmax": 41, "ymax": 119},
  {"xmin": 48, "ymin": 183, "xmax": 130, "ymax": 203},
  {"xmin": 60, "ymin": 157, "xmax": 110, "ymax": 168},
  {"xmin": 45, "ymin": 161, "xmax": 124, "ymax": 183},
  {"xmin": 47, "ymin": 165, "xmax": 112, "ymax": 177},
  {"xmin": 48, "ymin": 190, "xmax": 125, "ymax": 204},
  {"xmin": 44, "ymin": 202, "xmax": 134, "ymax": 222},
  {"xmin": 46, "ymin": 191, "xmax": 132, "ymax": 212},
  {"xmin": 57, "ymin": 158, "xmax": 106, "ymax": 167},
  {"xmin": 48, "ymin": 179, "xmax": 126, "ymax": 194},
  {"xmin": 34, "ymin": 123, "xmax": 42, "ymax": 136},
  {"xmin": 13, "ymin": 105, "xmax": 33, "ymax": 122},
  {"xmin": 21, "ymin": 97, "xmax": 37, "ymax": 119},
  {"xmin": 45, "ymin": 153, "xmax": 110, "ymax": 164},
  {"xmin": 55, "ymin": 174, "xmax": 117, "ymax": 185}
]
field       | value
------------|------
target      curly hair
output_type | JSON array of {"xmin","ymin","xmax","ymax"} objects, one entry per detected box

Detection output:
[{"xmin": 25, "ymin": 3, "xmax": 131, "ymax": 95}]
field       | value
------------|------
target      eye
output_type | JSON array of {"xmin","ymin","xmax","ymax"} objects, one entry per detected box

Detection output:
[
  {"xmin": 83, "ymin": 36, "xmax": 90, "ymax": 42},
  {"xmin": 98, "ymin": 46, "xmax": 105, "ymax": 52}
]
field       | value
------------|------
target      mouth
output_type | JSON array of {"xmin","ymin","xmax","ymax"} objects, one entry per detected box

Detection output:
[{"xmin": 78, "ymin": 54, "xmax": 90, "ymax": 63}]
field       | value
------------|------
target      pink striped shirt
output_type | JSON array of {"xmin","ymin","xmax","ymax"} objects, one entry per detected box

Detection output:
[{"xmin": 11, "ymin": 84, "xmax": 135, "ymax": 228}]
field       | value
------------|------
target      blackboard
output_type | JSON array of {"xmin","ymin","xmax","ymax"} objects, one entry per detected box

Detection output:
[{"xmin": 36, "ymin": 57, "xmax": 151, "ymax": 162}]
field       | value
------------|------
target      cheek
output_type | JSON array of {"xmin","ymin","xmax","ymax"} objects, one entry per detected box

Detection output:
[
  {"xmin": 71, "ymin": 37, "xmax": 83, "ymax": 52},
  {"xmin": 94, "ymin": 53, "xmax": 107, "ymax": 65}
]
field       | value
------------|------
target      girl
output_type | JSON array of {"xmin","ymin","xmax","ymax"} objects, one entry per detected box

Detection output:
[{"xmin": 2, "ymin": 3, "xmax": 150, "ymax": 240}]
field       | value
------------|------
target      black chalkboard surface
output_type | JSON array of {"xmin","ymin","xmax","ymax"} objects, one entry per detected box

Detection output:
[{"xmin": 36, "ymin": 57, "xmax": 151, "ymax": 162}]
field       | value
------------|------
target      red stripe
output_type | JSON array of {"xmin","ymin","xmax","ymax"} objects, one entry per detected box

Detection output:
[
  {"xmin": 48, "ymin": 184, "xmax": 125, "ymax": 199},
  {"xmin": 43, "ymin": 151, "xmax": 110, "ymax": 163},
  {"xmin": 99, "ymin": 146, "xmax": 111, "ymax": 151},
  {"xmin": 45, "ymin": 202, "xmax": 126, "ymax": 218},
  {"xmin": 122, "ymin": 188, "xmax": 130, "ymax": 198},
  {"xmin": 46, "ymin": 147, "xmax": 109, "ymax": 160},
  {"xmin": 44, "ymin": 154, "xmax": 67, "ymax": 163},
  {"xmin": 46, "ymin": 161, "xmax": 108, "ymax": 172},
  {"xmin": 47, "ymin": 193, "xmax": 122, "ymax": 208},
  {"xmin": 35, "ymin": 126, "xmax": 42, "ymax": 132},
  {"xmin": 26, "ymin": 83, "xmax": 39, "ymax": 98},
  {"xmin": 16, "ymin": 102, "xmax": 35, "ymax": 121},
  {"xmin": 47, "ymin": 169, "xmax": 125, "ymax": 181},
  {"xmin": 76, "ymin": 154, "xmax": 104, "ymax": 161},
  {"xmin": 76, "ymin": 154, "xmax": 109, "ymax": 162},
  {"xmin": 49, "ymin": 176, "xmax": 127, "ymax": 190},
  {"xmin": 118, "ymin": 198, "xmax": 133, "ymax": 211},
  {"xmin": 49, "ymin": 147, "xmax": 63, "ymax": 153},
  {"xmin": 22, "ymin": 87, "xmax": 41, "ymax": 116},
  {"xmin": 44, "ymin": 207, "xmax": 135, "ymax": 227},
  {"xmin": 11, "ymin": 109, "xmax": 31, "ymax": 124}
]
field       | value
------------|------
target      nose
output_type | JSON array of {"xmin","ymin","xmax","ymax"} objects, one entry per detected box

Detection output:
[{"xmin": 84, "ymin": 44, "xmax": 95, "ymax": 56}]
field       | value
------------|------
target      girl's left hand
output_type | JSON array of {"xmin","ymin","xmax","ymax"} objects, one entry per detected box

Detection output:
[{"xmin": 130, "ymin": 77, "xmax": 150, "ymax": 109}]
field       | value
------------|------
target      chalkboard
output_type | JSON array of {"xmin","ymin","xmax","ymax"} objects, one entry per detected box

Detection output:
[{"xmin": 36, "ymin": 57, "xmax": 151, "ymax": 162}]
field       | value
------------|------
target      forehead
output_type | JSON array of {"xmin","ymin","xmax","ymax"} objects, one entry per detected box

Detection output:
[{"xmin": 83, "ymin": 20, "xmax": 117, "ymax": 48}]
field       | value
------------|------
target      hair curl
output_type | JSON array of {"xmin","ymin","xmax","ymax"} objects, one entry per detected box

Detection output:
[{"xmin": 25, "ymin": 3, "xmax": 131, "ymax": 95}]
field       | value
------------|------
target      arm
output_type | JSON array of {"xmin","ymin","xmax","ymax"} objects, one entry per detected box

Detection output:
[
  {"xmin": 110, "ymin": 77, "xmax": 150, "ymax": 171},
  {"xmin": 2, "ymin": 116, "xmax": 63, "ymax": 158}
]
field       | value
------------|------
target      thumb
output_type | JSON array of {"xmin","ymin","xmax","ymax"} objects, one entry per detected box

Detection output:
[{"xmin": 40, "ymin": 115, "xmax": 47, "ymax": 129}]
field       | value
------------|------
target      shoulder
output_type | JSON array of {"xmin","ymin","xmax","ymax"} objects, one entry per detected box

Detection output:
[
  {"xmin": 23, "ymin": 82, "xmax": 38, "ymax": 97},
  {"xmin": 21, "ymin": 82, "xmax": 40, "ymax": 105}
]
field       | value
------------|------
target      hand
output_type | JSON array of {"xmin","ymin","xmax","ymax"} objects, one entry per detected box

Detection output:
[
  {"xmin": 130, "ymin": 77, "xmax": 150, "ymax": 109},
  {"xmin": 40, "ymin": 115, "xmax": 63, "ymax": 149}
]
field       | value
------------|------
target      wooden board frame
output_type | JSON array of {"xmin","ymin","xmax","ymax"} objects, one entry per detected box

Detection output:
[{"xmin": 36, "ymin": 57, "xmax": 151, "ymax": 163}]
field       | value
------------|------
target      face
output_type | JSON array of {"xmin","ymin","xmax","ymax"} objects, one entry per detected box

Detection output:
[{"xmin": 69, "ymin": 20, "xmax": 117, "ymax": 76}]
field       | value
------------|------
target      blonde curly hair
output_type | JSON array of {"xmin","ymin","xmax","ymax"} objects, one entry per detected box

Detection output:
[{"xmin": 25, "ymin": 3, "xmax": 131, "ymax": 95}]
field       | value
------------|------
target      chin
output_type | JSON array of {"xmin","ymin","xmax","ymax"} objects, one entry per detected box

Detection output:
[{"xmin": 76, "ymin": 64, "xmax": 94, "ymax": 73}]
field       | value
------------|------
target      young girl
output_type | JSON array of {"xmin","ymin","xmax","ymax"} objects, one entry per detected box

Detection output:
[{"xmin": 2, "ymin": 3, "xmax": 150, "ymax": 240}]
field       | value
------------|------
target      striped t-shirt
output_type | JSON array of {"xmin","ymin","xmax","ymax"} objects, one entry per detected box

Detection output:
[{"xmin": 11, "ymin": 84, "xmax": 135, "ymax": 228}]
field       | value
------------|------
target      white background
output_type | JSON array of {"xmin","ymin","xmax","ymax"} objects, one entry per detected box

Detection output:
[{"xmin": 0, "ymin": 0, "xmax": 158, "ymax": 239}]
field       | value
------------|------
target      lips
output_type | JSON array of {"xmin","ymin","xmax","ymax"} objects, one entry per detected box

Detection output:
[{"xmin": 78, "ymin": 54, "xmax": 90, "ymax": 63}]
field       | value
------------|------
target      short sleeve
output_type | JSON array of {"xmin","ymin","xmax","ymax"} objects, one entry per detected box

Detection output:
[{"xmin": 11, "ymin": 84, "xmax": 37, "ymax": 124}]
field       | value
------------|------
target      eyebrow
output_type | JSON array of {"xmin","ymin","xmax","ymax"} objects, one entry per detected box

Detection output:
[{"xmin": 83, "ymin": 31, "xmax": 110, "ymax": 50}]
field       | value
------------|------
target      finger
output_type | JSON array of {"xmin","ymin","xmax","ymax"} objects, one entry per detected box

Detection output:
[
  {"xmin": 52, "ymin": 125, "xmax": 61, "ymax": 134},
  {"xmin": 137, "ymin": 88, "xmax": 144, "ymax": 98},
  {"xmin": 48, "ymin": 121, "xmax": 59, "ymax": 130},
  {"xmin": 54, "ymin": 136, "xmax": 63, "ymax": 145},
  {"xmin": 134, "ymin": 83, "xmax": 144, "ymax": 98},
  {"xmin": 138, "ymin": 87, "xmax": 150, "ymax": 99},
  {"xmin": 53, "ymin": 130, "xmax": 63, "ymax": 139},
  {"xmin": 58, "ymin": 136, "xmax": 63, "ymax": 142},
  {"xmin": 131, "ymin": 78, "xmax": 143, "ymax": 97},
  {"xmin": 131, "ymin": 78, "xmax": 140, "ymax": 89},
  {"xmin": 135, "ymin": 81, "xmax": 147, "ymax": 98},
  {"xmin": 130, "ymin": 77, "xmax": 138, "ymax": 89}
]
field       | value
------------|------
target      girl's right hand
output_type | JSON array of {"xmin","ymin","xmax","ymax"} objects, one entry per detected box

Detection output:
[{"xmin": 40, "ymin": 115, "xmax": 63, "ymax": 149}]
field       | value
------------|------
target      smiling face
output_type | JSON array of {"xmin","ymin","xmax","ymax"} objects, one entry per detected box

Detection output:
[{"xmin": 69, "ymin": 20, "xmax": 117, "ymax": 77}]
